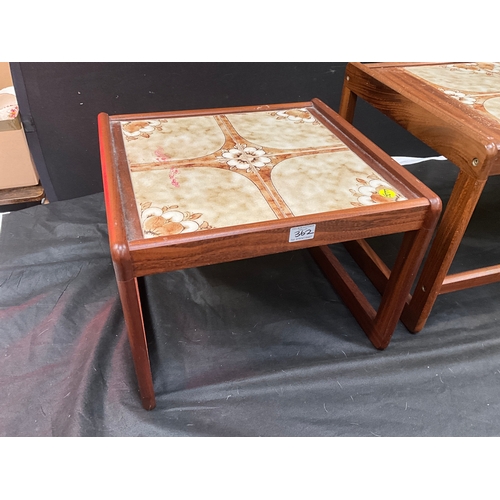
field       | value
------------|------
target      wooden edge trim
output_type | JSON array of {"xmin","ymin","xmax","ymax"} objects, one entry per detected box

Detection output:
[
  {"xmin": 360, "ymin": 62, "xmax": 454, "ymax": 69},
  {"xmin": 129, "ymin": 203, "xmax": 430, "ymax": 277},
  {"xmin": 128, "ymin": 198, "xmax": 429, "ymax": 250},
  {"xmin": 109, "ymin": 121, "xmax": 144, "ymax": 241},
  {"xmin": 98, "ymin": 112, "xmax": 134, "ymax": 281},
  {"xmin": 108, "ymin": 101, "xmax": 314, "ymax": 122}
]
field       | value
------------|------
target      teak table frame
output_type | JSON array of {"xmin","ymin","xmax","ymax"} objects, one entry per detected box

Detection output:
[
  {"xmin": 340, "ymin": 62, "xmax": 500, "ymax": 332},
  {"xmin": 98, "ymin": 99, "xmax": 440, "ymax": 409}
]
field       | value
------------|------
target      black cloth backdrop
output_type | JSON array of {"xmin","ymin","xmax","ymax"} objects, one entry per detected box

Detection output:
[{"xmin": 1, "ymin": 159, "xmax": 500, "ymax": 436}]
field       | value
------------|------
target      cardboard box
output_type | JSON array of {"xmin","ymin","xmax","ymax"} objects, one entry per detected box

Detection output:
[
  {"xmin": 0, "ymin": 62, "xmax": 39, "ymax": 190},
  {"xmin": 0, "ymin": 61, "xmax": 12, "ymax": 88}
]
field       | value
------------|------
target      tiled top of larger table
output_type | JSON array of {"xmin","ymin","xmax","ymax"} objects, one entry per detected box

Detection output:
[
  {"xmin": 119, "ymin": 107, "xmax": 407, "ymax": 240},
  {"xmin": 403, "ymin": 63, "xmax": 500, "ymax": 125}
]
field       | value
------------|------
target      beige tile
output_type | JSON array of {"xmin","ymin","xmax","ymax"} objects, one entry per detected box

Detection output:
[
  {"xmin": 227, "ymin": 109, "xmax": 344, "ymax": 149},
  {"xmin": 122, "ymin": 116, "xmax": 225, "ymax": 165},
  {"xmin": 271, "ymin": 151, "xmax": 406, "ymax": 216},
  {"xmin": 484, "ymin": 96, "xmax": 500, "ymax": 122},
  {"xmin": 131, "ymin": 167, "xmax": 278, "ymax": 238}
]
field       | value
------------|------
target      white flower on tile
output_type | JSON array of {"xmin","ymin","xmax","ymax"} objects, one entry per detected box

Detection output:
[
  {"xmin": 140, "ymin": 203, "xmax": 212, "ymax": 238},
  {"xmin": 274, "ymin": 108, "xmax": 316, "ymax": 124},
  {"xmin": 351, "ymin": 178, "xmax": 406, "ymax": 206},
  {"xmin": 442, "ymin": 90, "xmax": 477, "ymax": 106},
  {"xmin": 122, "ymin": 120, "xmax": 163, "ymax": 140},
  {"xmin": 220, "ymin": 143, "xmax": 272, "ymax": 172}
]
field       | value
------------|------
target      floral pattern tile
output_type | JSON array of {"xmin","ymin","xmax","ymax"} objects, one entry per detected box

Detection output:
[
  {"xmin": 140, "ymin": 202, "xmax": 213, "ymax": 237},
  {"xmin": 404, "ymin": 63, "xmax": 500, "ymax": 123},
  {"xmin": 119, "ymin": 107, "xmax": 407, "ymax": 239},
  {"xmin": 129, "ymin": 166, "xmax": 279, "ymax": 234}
]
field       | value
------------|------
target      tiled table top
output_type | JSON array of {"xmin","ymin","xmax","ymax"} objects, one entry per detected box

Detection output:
[
  {"xmin": 402, "ymin": 62, "xmax": 500, "ymax": 125},
  {"xmin": 117, "ymin": 105, "xmax": 408, "ymax": 240}
]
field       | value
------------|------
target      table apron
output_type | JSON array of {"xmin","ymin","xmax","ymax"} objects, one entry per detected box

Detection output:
[{"xmin": 128, "ymin": 205, "xmax": 430, "ymax": 277}]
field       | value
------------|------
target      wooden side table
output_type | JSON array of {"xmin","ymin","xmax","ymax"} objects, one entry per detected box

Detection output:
[
  {"xmin": 98, "ymin": 99, "xmax": 440, "ymax": 409},
  {"xmin": 340, "ymin": 62, "xmax": 500, "ymax": 333}
]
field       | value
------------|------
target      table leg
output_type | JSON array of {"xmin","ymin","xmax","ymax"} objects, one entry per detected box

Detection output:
[
  {"xmin": 339, "ymin": 83, "xmax": 491, "ymax": 333},
  {"xmin": 402, "ymin": 171, "xmax": 487, "ymax": 332},
  {"xmin": 339, "ymin": 81, "xmax": 358, "ymax": 124},
  {"xmin": 311, "ymin": 223, "xmax": 434, "ymax": 349},
  {"xmin": 116, "ymin": 277, "xmax": 156, "ymax": 410}
]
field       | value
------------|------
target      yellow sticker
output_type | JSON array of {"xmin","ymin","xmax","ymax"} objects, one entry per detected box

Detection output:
[{"xmin": 378, "ymin": 188, "xmax": 397, "ymax": 199}]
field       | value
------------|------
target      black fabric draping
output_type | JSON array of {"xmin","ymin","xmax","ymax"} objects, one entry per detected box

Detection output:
[{"xmin": 1, "ymin": 159, "xmax": 499, "ymax": 436}]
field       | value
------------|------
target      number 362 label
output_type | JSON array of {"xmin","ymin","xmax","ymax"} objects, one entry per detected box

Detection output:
[{"xmin": 289, "ymin": 224, "xmax": 316, "ymax": 243}]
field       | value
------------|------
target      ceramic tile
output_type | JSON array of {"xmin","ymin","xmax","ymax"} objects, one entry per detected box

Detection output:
[
  {"xmin": 121, "ymin": 116, "xmax": 225, "ymax": 164},
  {"xmin": 271, "ymin": 151, "xmax": 405, "ymax": 217},
  {"xmin": 404, "ymin": 63, "xmax": 500, "ymax": 123},
  {"xmin": 132, "ymin": 167, "xmax": 278, "ymax": 238},
  {"xmin": 227, "ymin": 109, "xmax": 345, "ymax": 149},
  {"xmin": 120, "ymin": 107, "xmax": 407, "ymax": 239}
]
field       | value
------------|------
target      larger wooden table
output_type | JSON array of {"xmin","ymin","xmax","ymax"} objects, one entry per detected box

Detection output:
[
  {"xmin": 98, "ymin": 99, "xmax": 440, "ymax": 409},
  {"xmin": 340, "ymin": 63, "xmax": 500, "ymax": 332}
]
